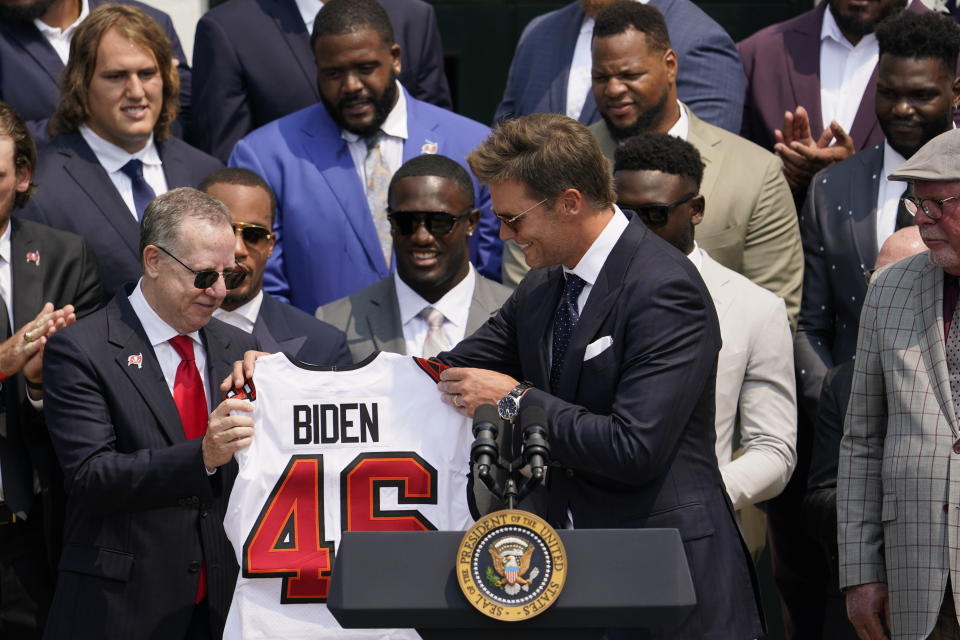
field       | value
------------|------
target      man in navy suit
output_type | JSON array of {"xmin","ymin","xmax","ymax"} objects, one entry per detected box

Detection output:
[
  {"xmin": 19, "ymin": 4, "xmax": 222, "ymax": 300},
  {"xmin": 230, "ymin": 0, "xmax": 501, "ymax": 314},
  {"xmin": 494, "ymin": 0, "xmax": 744, "ymax": 133},
  {"xmin": 0, "ymin": 0, "xmax": 192, "ymax": 144},
  {"xmin": 191, "ymin": 0, "xmax": 452, "ymax": 163},
  {"xmin": 436, "ymin": 113, "xmax": 763, "ymax": 639},
  {"xmin": 199, "ymin": 167, "xmax": 352, "ymax": 366},
  {"xmin": 42, "ymin": 187, "xmax": 259, "ymax": 639}
]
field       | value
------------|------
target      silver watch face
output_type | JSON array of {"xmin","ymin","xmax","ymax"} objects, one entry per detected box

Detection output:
[{"xmin": 497, "ymin": 395, "xmax": 519, "ymax": 419}]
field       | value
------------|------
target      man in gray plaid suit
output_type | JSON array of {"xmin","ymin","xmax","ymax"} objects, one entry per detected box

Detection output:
[{"xmin": 839, "ymin": 127, "xmax": 960, "ymax": 640}]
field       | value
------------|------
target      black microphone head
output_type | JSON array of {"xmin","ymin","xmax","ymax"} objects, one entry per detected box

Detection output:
[
  {"xmin": 473, "ymin": 404, "xmax": 502, "ymax": 433},
  {"xmin": 520, "ymin": 405, "xmax": 548, "ymax": 435}
]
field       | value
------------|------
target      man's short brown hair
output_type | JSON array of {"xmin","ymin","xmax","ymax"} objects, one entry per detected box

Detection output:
[
  {"xmin": 48, "ymin": 4, "xmax": 179, "ymax": 141},
  {"xmin": 467, "ymin": 113, "xmax": 615, "ymax": 209},
  {"xmin": 0, "ymin": 102, "xmax": 36, "ymax": 208}
]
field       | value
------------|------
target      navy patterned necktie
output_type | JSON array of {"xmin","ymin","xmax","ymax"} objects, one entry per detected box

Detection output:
[
  {"xmin": 120, "ymin": 159, "xmax": 156, "ymax": 221},
  {"xmin": 550, "ymin": 273, "xmax": 587, "ymax": 393}
]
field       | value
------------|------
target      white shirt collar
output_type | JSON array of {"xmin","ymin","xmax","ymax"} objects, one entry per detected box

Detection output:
[
  {"xmin": 686, "ymin": 241, "xmax": 704, "ymax": 272},
  {"xmin": 0, "ymin": 217, "xmax": 11, "ymax": 267},
  {"xmin": 821, "ymin": 5, "xmax": 876, "ymax": 50},
  {"xmin": 212, "ymin": 290, "xmax": 264, "ymax": 333},
  {"xmin": 128, "ymin": 279, "xmax": 202, "ymax": 348},
  {"xmin": 564, "ymin": 206, "xmax": 630, "ymax": 285},
  {"xmin": 33, "ymin": 0, "xmax": 89, "ymax": 38},
  {"xmin": 667, "ymin": 100, "xmax": 690, "ymax": 141},
  {"xmin": 294, "ymin": 0, "xmax": 323, "ymax": 33},
  {"xmin": 881, "ymin": 140, "xmax": 907, "ymax": 182},
  {"xmin": 394, "ymin": 264, "xmax": 476, "ymax": 329},
  {"xmin": 79, "ymin": 124, "xmax": 161, "ymax": 173},
  {"xmin": 341, "ymin": 82, "xmax": 408, "ymax": 144}
]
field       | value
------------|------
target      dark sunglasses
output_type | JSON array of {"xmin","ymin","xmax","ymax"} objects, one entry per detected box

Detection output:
[
  {"xmin": 155, "ymin": 245, "xmax": 248, "ymax": 290},
  {"xmin": 627, "ymin": 193, "xmax": 699, "ymax": 227},
  {"xmin": 386, "ymin": 209, "xmax": 472, "ymax": 236},
  {"xmin": 232, "ymin": 221, "xmax": 273, "ymax": 245}
]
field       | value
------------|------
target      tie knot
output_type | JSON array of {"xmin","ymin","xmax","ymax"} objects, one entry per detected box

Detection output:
[
  {"xmin": 563, "ymin": 273, "xmax": 587, "ymax": 300},
  {"xmin": 120, "ymin": 158, "xmax": 144, "ymax": 181},
  {"xmin": 365, "ymin": 133, "xmax": 383, "ymax": 151},
  {"xmin": 169, "ymin": 335, "xmax": 195, "ymax": 362},
  {"xmin": 419, "ymin": 306, "xmax": 445, "ymax": 329}
]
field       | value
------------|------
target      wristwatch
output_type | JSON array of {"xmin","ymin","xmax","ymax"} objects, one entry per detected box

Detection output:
[{"xmin": 497, "ymin": 382, "xmax": 533, "ymax": 420}]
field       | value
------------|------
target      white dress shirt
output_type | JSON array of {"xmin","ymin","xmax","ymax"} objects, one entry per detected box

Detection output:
[
  {"xmin": 213, "ymin": 290, "xmax": 264, "ymax": 335},
  {"xmin": 342, "ymin": 83, "xmax": 408, "ymax": 188},
  {"xmin": 395, "ymin": 265, "xmax": 476, "ymax": 356},
  {"xmin": 666, "ymin": 100, "xmax": 690, "ymax": 141},
  {"xmin": 567, "ymin": 0, "xmax": 649, "ymax": 121},
  {"xmin": 876, "ymin": 141, "xmax": 907, "ymax": 252},
  {"xmin": 128, "ymin": 281, "xmax": 210, "ymax": 409},
  {"xmin": 562, "ymin": 206, "xmax": 630, "ymax": 315},
  {"xmin": 819, "ymin": 7, "xmax": 878, "ymax": 135},
  {"xmin": 79, "ymin": 125, "xmax": 168, "ymax": 221},
  {"xmin": 294, "ymin": 0, "xmax": 324, "ymax": 32},
  {"xmin": 33, "ymin": 0, "xmax": 89, "ymax": 65}
]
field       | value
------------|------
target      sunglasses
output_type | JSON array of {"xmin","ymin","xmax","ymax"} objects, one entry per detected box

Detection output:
[
  {"xmin": 155, "ymin": 245, "xmax": 248, "ymax": 290},
  {"xmin": 232, "ymin": 221, "xmax": 273, "ymax": 245},
  {"xmin": 386, "ymin": 209, "xmax": 472, "ymax": 236},
  {"xmin": 902, "ymin": 194, "xmax": 960, "ymax": 221},
  {"xmin": 627, "ymin": 193, "xmax": 699, "ymax": 227},
  {"xmin": 494, "ymin": 198, "xmax": 547, "ymax": 231}
]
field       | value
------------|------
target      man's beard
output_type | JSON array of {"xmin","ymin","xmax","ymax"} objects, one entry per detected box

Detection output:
[
  {"xmin": 322, "ymin": 75, "xmax": 399, "ymax": 138},
  {"xmin": 880, "ymin": 108, "xmax": 954, "ymax": 159},
  {"xmin": 603, "ymin": 86, "xmax": 670, "ymax": 142},
  {"xmin": 830, "ymin": 1, "xmax": 905, "ymax": 39},
  {"xmin": 0, "ymin": 0, "xmax": 58, "ymax": 22},
  {"xmin": 579, "ymin": 0, "xmax": 617, "ymax": 18}
]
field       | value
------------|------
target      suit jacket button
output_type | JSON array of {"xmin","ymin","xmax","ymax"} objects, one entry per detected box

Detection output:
[
  {"xmin": 565, "ymin": 469, "xmax": 574, "ymax": 477},
  {"xmin": 192, "ymin": 496, "xmax": 200, "ymax": 505},
  {"xmin": 188, "ymin": 561, "xmax": 200, "ymax": 573},
  {"xmin": 200, "ymin": 510, "xmax": 208, "ymax": 518}
]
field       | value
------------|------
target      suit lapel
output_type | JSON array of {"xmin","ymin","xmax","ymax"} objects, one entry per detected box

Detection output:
[
  {"xmin": 108, "ymin": 297, "xmax": 185, "ymax": 445},
  {"xmin": 254, "ymin": 295, "xmax": 307, "ymax": 356},
  {"xmin": 848, "ymin": 146, "xmax": 884, "ymax": 268},
  {"xmin": 2, "ymin": 21, "xmax": 63, "ymax": 85},
  {"xmin": 301, "ymin": 111, "xmax": 387, "ymax": 274},
  {"xmin": 699, "ymin": 254, "xmax": 733, "ymax": 322},
  {"xmin": 783, "ymin": 4, "xmax": 825, "ymax": 140},
  {"xmin": 849, "ymin": 66, "xmax": 880, "ymax": 150},
  {"xmin": 201, "ymin": 321, "xmax": 236, "ymax": 407},
  {"xmin": 687, "ymin": 110, "xmax": 722, "ymax": 205},
  {"xmin": 403, "ymin": 96, "xmax": 445, "ymax": 162},
  {"xmin": 59, "ymin": 135, "xmax": 140, "ymax": 257},
  {"xmin": 264, "ymin": 0, "xmax": 318, "ymax": 94},
  {"xmin": 364, "ymin": 277, "xmax": 406, "ymax": 354},
  {"xmin": 547, "ymin": 4, "xmax": 586, "ymax": 115},
  {"xmin": 466, "ymin": 277, "xmax": 501, "ymax": 335},
  {"xmin": 158, "ymin": 139, "xmax": 192, "ymax": 188},
  {"xmin": 916, "ymin": 262, "xmax": 957, "ymax": 430},
  {"xmin": 9, "ymin": 218, "xmax": 44, "ymax": 332},
  {"xmin": 523, "ymin": 272, "xmax": 563, "ymax": 391}
]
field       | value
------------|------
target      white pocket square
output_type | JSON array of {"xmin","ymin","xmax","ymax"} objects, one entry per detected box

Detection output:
[{"xmin": 584, "ymin": 336, "xmax": 613, "ymax": 361}]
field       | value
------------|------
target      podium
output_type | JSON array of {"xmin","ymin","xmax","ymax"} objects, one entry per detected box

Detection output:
[{"xmin": 328, "ymin": 528, "xmax": 696, "ymax": 640}]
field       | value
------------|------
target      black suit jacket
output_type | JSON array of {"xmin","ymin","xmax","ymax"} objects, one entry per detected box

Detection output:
[
  {"xmin": 190, "ymin": 0, "xmax": 452, "ymax": 162},
  {"xmin": 253, "ymin": 292, "xmax": 351, "ymax": 365},
  {"xmin": 0, "ymin": 0, "xmax": 192, "ymax": 144},
  {"xmin": 442, "ymin": 216, "xmax": 762, "ymax": 639},
  {"xmin": 20, "ymin": 132, "xmax": 223, "ymax": 299},
  {"xmin": 42, "ymin": 291, "xmax": 258, "ymax": 639},
  {"xmin": 795, "ymin": 144, "xmax": 886, "ymax": 422},
  {"xmin": 0, "ymin": 217, "xmax": 101, "ymax": 564}
]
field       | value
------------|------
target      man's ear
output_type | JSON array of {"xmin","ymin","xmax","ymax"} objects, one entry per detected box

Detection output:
[
  {"xmin": 142, "ymin": 245, "xmax": 163, "ymax": 279},
  {"xmin": 690, "ymin": 194, "xmax": 705, "ymax": 226},
  {"xmin": 14, "ymin": 164, "xmax": 31, "ymax": 194}
]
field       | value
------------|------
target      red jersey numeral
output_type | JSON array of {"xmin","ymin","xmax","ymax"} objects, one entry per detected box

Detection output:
[{"xmin": 340, "ymin": 452, "xmax": 438, "ymax": 532}]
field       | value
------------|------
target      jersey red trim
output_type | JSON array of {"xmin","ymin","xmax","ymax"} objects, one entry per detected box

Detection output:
[{"xmin": 413, "ymin": 357, "xmax": 449, "ymax": 384}]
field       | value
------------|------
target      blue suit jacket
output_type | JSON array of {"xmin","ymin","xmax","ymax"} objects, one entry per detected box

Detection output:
[
  {"xmin": 19, "ymin": 132, "xmax": 223, "ymax": 299},
  {"xmin": 190, "ymin": 0, "xmax": 452, "ymax": 162},
  {"xmin": 229, "ymin": 89, "xmax": 502, "ymax": 313},
  {"xmin": 494, "ymin": 0, "xmax": 744, "ymax": 133},
  {"xmin": 441, "ymin": 216, "xmax": 763, "ymax": 638},
  {"xmin": 0, "ymin": 0, "xmax": 192, "ymax": 144},
  {"xmin": 253, "ymin": 292, "xmax": 352, "ymax": 365}
]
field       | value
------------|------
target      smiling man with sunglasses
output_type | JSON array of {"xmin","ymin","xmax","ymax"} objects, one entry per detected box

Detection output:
[
  {"xmin": 318, "ymin": 154, "xmax": 511, "ymax": 364},
  {"xmin": 200, "ymin": 168, "xmax": 351, "ymax": 366}
]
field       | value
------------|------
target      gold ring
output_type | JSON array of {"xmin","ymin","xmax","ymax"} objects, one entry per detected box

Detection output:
[
  {"xmin": 455, "ymin": 395, "xmax": 464, "ymax": 408},
  {"xmin": 23, "ymin": 330, "xmax": 34, "ymax": 343}
]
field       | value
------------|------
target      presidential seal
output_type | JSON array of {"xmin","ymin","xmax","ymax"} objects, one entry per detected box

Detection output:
[{"xmin": 456, "ymin": 509, "xmax": 567, "ymax": 621}]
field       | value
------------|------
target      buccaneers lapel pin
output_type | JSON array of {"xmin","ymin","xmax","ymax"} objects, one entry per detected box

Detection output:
[
  {"xmin": 421, "ymin": 140, "xmax": 438, "ymax": 154},
  {"xmin": 127, "ymin": 353, "xmax": 143, "ymax": 369},
  {"xmin": 25, "ymin": 250, "xmax": 39, "ymax": 266}
]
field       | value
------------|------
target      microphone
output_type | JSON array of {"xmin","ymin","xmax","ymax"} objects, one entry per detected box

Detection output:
[
  {"xmin": 471, "ymin": 404, "xmax": 502, "ymax": 480},
  {"xmin": 520, "ymin": 406, "xmax": 550, "ymax": 481}
]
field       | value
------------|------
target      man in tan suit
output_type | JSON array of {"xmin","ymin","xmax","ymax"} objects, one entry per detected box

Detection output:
[
  {"xmin": 839, "ymin": 128, "xmax": 960, "ymax": 639},
  {"xmin": 614, "ymin": 131, "xmax": 797, "ymax": 557},
  {"xmin": 517, "ymin": 0, "xmax": 801, "ymax": 326}
]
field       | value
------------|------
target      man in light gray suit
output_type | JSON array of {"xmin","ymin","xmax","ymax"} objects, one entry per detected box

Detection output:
[
  {"xmin": 839, "ymin": 128, "xmax": 960, "ymax": 639},
  {"xmin": 614, "ymin": 132, "xmax": 797, "ymax": 558},
  {"xmin": 317, "ymin": 154, "xmax": 511, "ymax": 363}
]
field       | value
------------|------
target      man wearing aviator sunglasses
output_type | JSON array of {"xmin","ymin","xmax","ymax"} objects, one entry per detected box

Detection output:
[
  {"xmin": 200, "ymin": 168, "xmax": 351, "ymax": 366},
  {"xmin": 319, "ymin": 154, "xmax": 511, "ymax": 366}
]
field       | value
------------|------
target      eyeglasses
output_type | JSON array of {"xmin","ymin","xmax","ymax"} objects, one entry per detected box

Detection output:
[
  {"xmin": 155, "ymin": 245, "xmax": 247, "ymax": 290},
  {"xmin": 902, "ymin": 194, "xmax": 960, "ymax": 221},
  {"xmin": 232, "ymin": 221, "xmax": 273, "ymax": 245},
  {"xmin": 494, "ymin": 198, "xmax": 547, "ymax": 231},
  {"xmin": 627, "ymin": 193, "xmax": 699, "ymax": 227},
  {"xmin": 386, "ymin": 209, "xmax": 472, "ymax": 236}
]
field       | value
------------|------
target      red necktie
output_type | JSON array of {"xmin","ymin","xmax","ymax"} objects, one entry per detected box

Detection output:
[{"xmin": 168, "ymin": 335, "xmax": 208, "ymax": 603}]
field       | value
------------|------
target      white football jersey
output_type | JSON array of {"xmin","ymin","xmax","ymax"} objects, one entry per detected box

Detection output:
[{"xmin": 223, "ymin": 352, "xmax": 474, "ymax": 639}]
